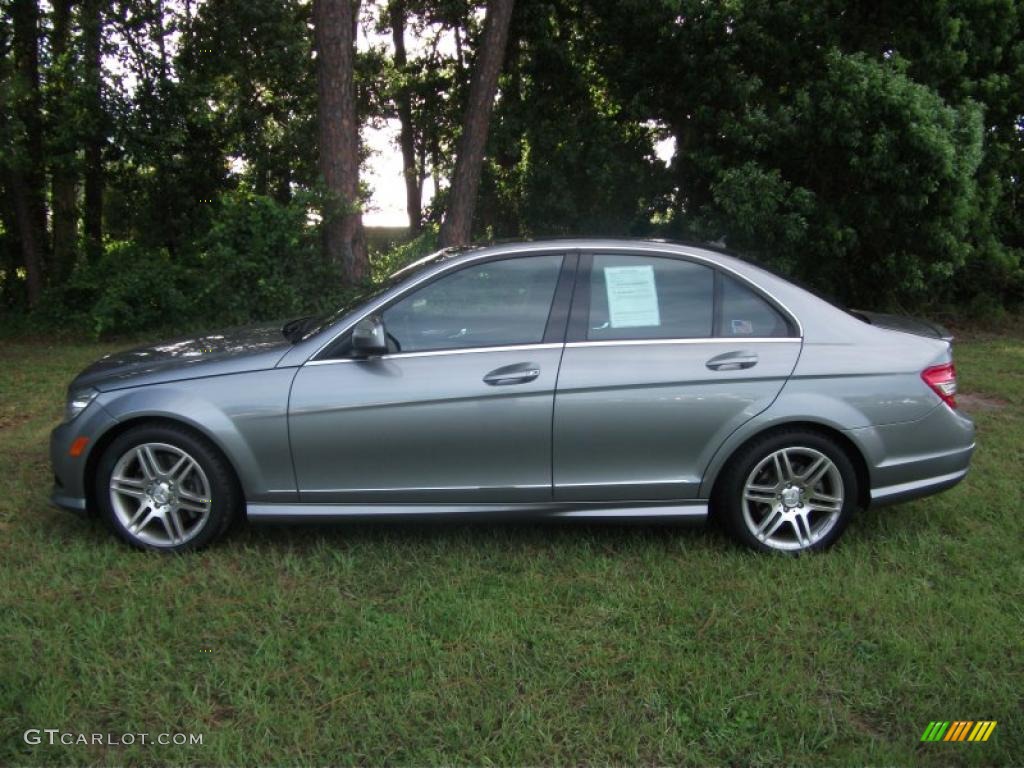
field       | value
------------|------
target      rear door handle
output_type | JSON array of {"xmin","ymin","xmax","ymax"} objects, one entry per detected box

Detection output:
[
  {"xmin": 483, "ymin": 362, "xmax": 541, "ymax": 386},
  {"xmin": 706, "ymin": 351, "xmax": 759, "ymax": 371}
]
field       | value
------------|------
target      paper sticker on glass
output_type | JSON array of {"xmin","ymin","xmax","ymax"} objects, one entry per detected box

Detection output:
[{"xmin": 604, "ymin": 265, "xmax": 660, "ymax": 328}]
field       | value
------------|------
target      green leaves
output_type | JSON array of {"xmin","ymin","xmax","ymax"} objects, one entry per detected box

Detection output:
[{"xmin": 2, "ymin": 0, "xmax": 1022, "ymax": 323}]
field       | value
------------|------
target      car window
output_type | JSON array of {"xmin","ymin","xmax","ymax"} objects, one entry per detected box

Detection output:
[
  {"xmin": 717, "ymin": 274, "xmax": 791, "ymax": 337},
  {"xmin": 381, "ymin": 254, "xmax": 563, "ymax": 353},
  {"xmin": 586, "ymin": 254, "xmax": 714, "ymax": 340}
]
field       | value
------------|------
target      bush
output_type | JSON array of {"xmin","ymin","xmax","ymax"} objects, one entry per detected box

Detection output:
[
  {"xmin": 369, "ymin": 226, "xmax": 439, "ymax": 281},
  {"xmin": 36, "ymin": 242, "xmax": 193, "ymax": 337},
  {"xmin": 33, "ymin": 191, "xmax": 334, "ymax": 338},
  {"xmin": 188, "ymin": 189, "xmax": 341, "ymax": 326},
  {"xmin": 23, "ymin": 192, "xmax": 437, "ymax": 339}
]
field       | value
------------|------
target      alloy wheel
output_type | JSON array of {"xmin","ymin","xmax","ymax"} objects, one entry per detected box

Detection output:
[
  {"xmin": 109, "ymin": 442, "xmax": 212, "ymax": 548},
  {"xmin": 740, "ymin": 446, "xmax": 844, "ymax": 551}
]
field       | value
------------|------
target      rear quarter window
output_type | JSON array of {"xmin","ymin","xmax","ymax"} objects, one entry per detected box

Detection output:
[{"xmin": 717, "ymin": 274, "xmax": 792, "ymax": 338}]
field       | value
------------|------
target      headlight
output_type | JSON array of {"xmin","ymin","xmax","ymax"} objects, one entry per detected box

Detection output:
[{"xmin": 64, "ymin": 388, "xmax": 98, "ymax": 422}]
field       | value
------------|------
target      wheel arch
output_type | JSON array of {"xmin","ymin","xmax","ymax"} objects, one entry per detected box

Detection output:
[
  {"xmin": 704, "ymin": 420, "xmax": 872, "ymax": 512},
  {"xmin": 84, "ymin": 415, "xmax": 245, "ymax": 515}
]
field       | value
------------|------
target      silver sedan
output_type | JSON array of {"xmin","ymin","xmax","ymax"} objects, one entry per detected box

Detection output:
[{"xmin": 50, "ymin": 240, "xmax": 976, "ymax": 553}]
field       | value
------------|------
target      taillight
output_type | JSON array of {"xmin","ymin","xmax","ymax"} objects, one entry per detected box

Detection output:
[{"xmin": 922, "ymin": 363, "xmax": 957, "ymax": 408}]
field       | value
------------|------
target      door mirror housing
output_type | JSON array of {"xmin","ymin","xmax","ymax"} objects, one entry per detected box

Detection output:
[{"xmin": 351, "ymin": 316, "xmax": 389, "ymax": 357}]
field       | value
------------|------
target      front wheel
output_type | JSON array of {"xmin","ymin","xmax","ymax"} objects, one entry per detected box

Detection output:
[
  {"xmin": 715, "ymin": 430, "xmax": 859, "ymax": 553},
  {"xmin": 95, "ymin": 423, "xmax": 241, "ymax": 552}
]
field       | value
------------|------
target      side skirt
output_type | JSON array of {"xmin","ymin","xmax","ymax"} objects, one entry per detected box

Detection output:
[{"xmin": 247, "ymin": 500, "xmax": 708, "ymax": 524}]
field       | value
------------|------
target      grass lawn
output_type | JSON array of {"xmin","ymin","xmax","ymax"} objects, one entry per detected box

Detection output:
[{"xmin": 1, "ymin": 334, "xmax": 1021, "ymax": 766}]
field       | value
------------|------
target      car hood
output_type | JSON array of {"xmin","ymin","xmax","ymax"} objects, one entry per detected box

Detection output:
[{"xmin": 72, "ymin": 322, "xmax": 294, "ymax": 392}]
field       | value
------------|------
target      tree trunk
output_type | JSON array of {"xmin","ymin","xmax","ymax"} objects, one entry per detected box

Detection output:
[
  {"xmin": 10, "ymin": 0, "xmax": 48, "ymax": 304},
  {"xmin": 82, "ymin": 0, "xmax": 105, "ymax": 261},
  {"xmin": 389, "ymin": 0, "xmax": 421, "ymax": 232},
  {"xmin": 439, "ymin": 0, "xmax": 514, "ymax": 248},
  {"xmin": 50, "ymin": 0, "xmax": 78, "ymax": 281},
  {"xmin": 4, "ymin": 168, "xmax": 45, "ymax": 305},
  {"xmin": 314, "ymin": 0, "xmax": 367, "ymax": 284}
]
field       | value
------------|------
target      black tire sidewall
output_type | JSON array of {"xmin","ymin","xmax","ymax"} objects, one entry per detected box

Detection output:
[
  {"xmin": 95, "ymin": 423, "xmax": 240, "ymax": 552},
  {"xmin": 716, "ymin": 429, "xmax": 859, "ymax": 553}
]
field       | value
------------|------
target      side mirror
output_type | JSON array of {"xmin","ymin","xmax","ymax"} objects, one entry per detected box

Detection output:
[{"xmin": 351, "ymin": 315, "xmax": 388, "ymax": 357}]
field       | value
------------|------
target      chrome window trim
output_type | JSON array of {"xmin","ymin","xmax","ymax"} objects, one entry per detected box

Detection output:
[
  {"xmin": 305, "ymin": 342, "xmax": 564, "ymax": 366},
  {"xmin": 565, "ymin": 337, "xmax": 800, "ymax": 348},
  {"xmin": 306, "ymin": 243, "xmax": 804, "ymax": 364}
]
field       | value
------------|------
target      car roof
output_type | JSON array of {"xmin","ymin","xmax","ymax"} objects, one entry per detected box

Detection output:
[{"xmin": 447, "ymin": 238, "xmax": 774, "ymax": 283}]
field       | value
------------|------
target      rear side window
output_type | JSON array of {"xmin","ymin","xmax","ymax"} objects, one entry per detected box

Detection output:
[
  {"xmin": 586, "ymin": 255, "xmax": 714, "ymax": 340},
  {"xmin": 717, "ymin": 274, "xmax": 791, "ymax": 338}
]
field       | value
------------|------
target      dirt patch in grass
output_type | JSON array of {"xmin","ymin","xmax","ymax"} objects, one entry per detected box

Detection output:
[
  {"xmin": 0, "ymin": 408, "xmax": 32, "ymax": 431},
  {"xmin": 959, "ymin": 392, "xmax": 1010, "ymax": 411}
]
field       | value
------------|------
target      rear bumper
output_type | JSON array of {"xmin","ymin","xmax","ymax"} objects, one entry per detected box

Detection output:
[
  {"xmin": 846, "ymin": 404, "xmax": 976, "ymax": 508},
  {"xmin": 869, "ymin": 465, "xmax": 970, "ymax": 506}
]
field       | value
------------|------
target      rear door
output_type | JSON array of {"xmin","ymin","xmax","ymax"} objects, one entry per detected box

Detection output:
[{"xmin": 553, "ymin": 251, "xmax": 802, "ymax": 501}]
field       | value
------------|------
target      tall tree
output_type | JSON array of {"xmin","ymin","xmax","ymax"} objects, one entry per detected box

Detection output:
[
  {"xmin": 181, "ymin": 0, "xmax": 317, "ymax": 204},
  {"xmin": 439, "ymin": 0, "xmax": 514, "ymax": 247},
  {"xmin": 49, "ymin": 0, "xmax": 78, "ymax": 280},
  {"xmin": 81, "ymin": 0, "xmax": 104, "ymax": 260},
  {"xmin": 8, "ymin": 0, "xmax": 47, "ymax": 304},
  {"xmin": 388, "ymin": 0, "xmax": 421, "ymax": 231},
  {"xmin": 314, "ymin": 0, "xmax": 367, "ymax": 283}
]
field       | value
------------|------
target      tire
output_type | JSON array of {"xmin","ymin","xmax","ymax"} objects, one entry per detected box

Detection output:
[
  {"xmin": 714, "ymin": 428, "xmax": 859, "ymax": 553},
  {"xmin": 95, "ymin": 422, "xmax": 241, "ymax": 552}
]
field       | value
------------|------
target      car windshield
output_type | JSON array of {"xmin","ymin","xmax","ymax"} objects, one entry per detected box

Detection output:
[{"xmin": 281, "ymin": 246, "xmax": 477, "ymax": 343}]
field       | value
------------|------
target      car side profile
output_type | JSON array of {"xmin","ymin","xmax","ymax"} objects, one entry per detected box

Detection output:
[{"xmin": 50, "ymin": 240, "xmax": 976, "ymax": 553}]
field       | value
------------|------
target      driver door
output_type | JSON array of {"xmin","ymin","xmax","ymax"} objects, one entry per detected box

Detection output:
[{"xmin": 288, "ymin": 252, "xmax": 573, "ymax": 503}]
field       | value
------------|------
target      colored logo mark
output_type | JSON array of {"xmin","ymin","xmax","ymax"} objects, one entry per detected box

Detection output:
[{"xmin": 920, "ymin": 721, "xmax": 997, "ymax": 742}]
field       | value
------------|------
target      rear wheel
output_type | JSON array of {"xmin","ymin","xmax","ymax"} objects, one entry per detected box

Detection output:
[
  {"xmin": 716, "ymin": 429, "xmax": 859, "ymax": 553},
  {"xmin": 96, "ymin": 423, "xmax": 240, "ymax": 551}
]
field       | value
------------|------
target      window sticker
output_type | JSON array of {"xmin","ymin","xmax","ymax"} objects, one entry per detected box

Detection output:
[
  {"xmin": 604, "ymin": 265, "xmax": 661, "ymax": 328},
  {"xmin": 731, "ymin": 318, "xmax": 754, "ymax": 335}
]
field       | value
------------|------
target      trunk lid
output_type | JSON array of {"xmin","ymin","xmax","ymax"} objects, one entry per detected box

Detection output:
[{"xmin": 849, "ymin": 310, "xmax": 953, "ymax": 343}]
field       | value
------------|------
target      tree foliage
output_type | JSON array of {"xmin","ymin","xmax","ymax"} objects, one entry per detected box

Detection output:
[{"xmin": 0, "ymin": 0, "xmax": 1021, "ymax": 335}]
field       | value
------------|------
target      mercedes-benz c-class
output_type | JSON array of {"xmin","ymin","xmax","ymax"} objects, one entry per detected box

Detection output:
[{"xmin": 50, "ymin": 240, "xmax": 976, "ymax": 553}]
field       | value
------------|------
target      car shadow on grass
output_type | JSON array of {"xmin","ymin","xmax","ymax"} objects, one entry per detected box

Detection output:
[{"xmin": 228, "ymin": 515, "xmax": 732, "ymax": 553}]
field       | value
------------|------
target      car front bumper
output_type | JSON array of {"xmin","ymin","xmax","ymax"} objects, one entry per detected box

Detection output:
[{"xmin": 49, "ymin": 401, "xmax": 118, "ymax": 516}]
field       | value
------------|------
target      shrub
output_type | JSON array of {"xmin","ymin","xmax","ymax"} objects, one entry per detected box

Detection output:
[
  {"xmin": 188, "ymin": 189, "xmax": 341, "ymax": 326},
  {"xmin": 35, "ymin": 241, "xmax": 193, "ymax": 337},
  {"xmin": 24, "ymin": 193, "xmax": 437, "ymax": 340}
]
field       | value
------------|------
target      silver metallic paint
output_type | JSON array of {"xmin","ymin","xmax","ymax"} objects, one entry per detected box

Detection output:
[
  {"xmin": 49, "ymin": 239, "xmax": 977, "ymax": 529},
  {"xmin": 97, "ymin": 369, "xmax": 298, "ymax": 502},
  {"xmin": 289, "ymin": 346, "xmax": 564, "ymax": 502},
  {"xmin": 247, "ymin": 500, "xmax": 709, "ymax": 522},
  {"xmin": 552, "ymin": 339, "xmax": 801, "ymax": 500}
]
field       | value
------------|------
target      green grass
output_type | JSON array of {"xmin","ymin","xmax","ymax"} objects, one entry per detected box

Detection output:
[{"xmin": 1, "ymin": 336, "xmax": 1021, "ymax": 766}]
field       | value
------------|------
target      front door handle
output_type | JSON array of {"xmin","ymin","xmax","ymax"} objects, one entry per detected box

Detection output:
[
  {"xmin": 483, "ymin": 362, "xmax": 541, "ymax": 386},
  {"xmin": 706, "ymin": 351, "xmax": 759, "ymax": 371}
]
